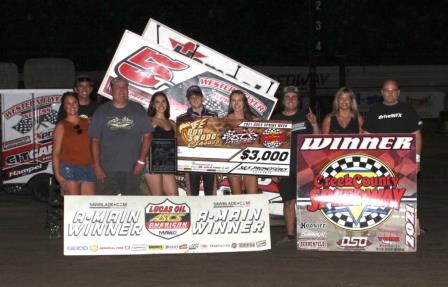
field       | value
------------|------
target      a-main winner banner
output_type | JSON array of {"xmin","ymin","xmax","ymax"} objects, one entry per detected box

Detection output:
[
  {"xmin": 296, "ymin": 134, "xmax": 417, "ymax": 252},
  {"xmin": 177, "ymin": 118, "xmax": 291, "ymax": 176},
  {"xmin": 64, "ymin": 195, "xmax": 270, "ymax": 255}
]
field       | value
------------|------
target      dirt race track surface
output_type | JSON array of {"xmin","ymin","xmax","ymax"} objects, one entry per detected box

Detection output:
[{"xmin": 1, "ymin": 120, "xmax": 448, "ymax": 287}]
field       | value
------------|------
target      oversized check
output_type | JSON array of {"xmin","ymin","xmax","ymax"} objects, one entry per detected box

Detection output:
[
  {"xmin": 296, "ymin": 134, "xmax": 418, "ymax": 252},
  {"xmin": 176, "ymin": 117, "xmax": 291, "ymax": 176},
  {"xmin": 64, "ymin": 195, "xmax": 271, "ymax": 255}
]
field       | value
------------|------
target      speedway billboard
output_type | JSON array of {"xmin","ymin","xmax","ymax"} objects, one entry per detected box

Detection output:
[
  {"xmin": 64, "ymin": 195, "xmax": 271, "ymax": 255},
  {"xmin": 296, "ymin": 134, "xmax": 418, "ymax": 252},
  {"xmin": 142, "ymin": 19, "xmax": 279, "ymax": 98},
  {"xmin": 1, "ymin": 90, "xmax": 68, "ymax": 185},
  {"xmin": 98, "ymin": 30, "xmax": 277, "ymax": 119}
]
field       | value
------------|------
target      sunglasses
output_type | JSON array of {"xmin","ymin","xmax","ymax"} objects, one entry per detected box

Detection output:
[{"xmin": 74, "ymin": 125, "xmax": 82, "ymax": 135}]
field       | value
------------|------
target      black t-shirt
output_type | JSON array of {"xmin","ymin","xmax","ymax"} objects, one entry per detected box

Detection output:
[
  {"xmin": 363, "ymin": 102, "xmax": 422, "ymax": 133},
  {"xmin": 271, "ymin": 110, "xmax": 313, "ymax": 171},
  {"xmin": 57, "ymin": 101, "xmax": 99, "ymax": 122}
]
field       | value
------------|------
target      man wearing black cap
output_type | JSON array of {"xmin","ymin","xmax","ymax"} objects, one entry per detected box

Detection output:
[
  {"xmin": 178, "ymin": 85, "xmax": 217, "ymax": 196},
  {"xmin": 271, "ymin": 86, "xmax": 320, "ymax": 245}
]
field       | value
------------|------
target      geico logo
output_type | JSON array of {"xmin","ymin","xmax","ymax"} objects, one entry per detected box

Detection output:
[
  {"xmin": 150, "ymin": 214, "xmax": 183, "ymax": 222},
  {"xmin": 340, "ymin": 236, "xmax": 368, "ymax": 247},
  {"xmin": 67, "ymin": 246, "xmax": 88, "ymax": 251}
]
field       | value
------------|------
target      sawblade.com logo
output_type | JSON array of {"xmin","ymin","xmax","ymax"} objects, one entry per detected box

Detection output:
[
  {"xmin": 145, "ymin": 199, "xmax": 191, "ymax": 239},
  {"xmin": 307, "ymin": 154, "xmax": 405, "ymax": 231}
]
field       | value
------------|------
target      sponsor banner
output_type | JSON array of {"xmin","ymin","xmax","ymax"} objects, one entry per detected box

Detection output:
[
  {"xmin": 296, "ymin": 134, "xmax": 418, "ymax": 252},
  {"xmin": 64, "ymin": 195, "xmax": 271, "ymax": 255},
  {"xmin": 98, "ymin": 30, "xmax": 277, "ymax": 119},
  {"xmin": 176, "ymin": 117, "xmax": 291, "ymax": 176},
  {"xmin": 142, "ymin": 19, "xmax": 279, "ymax": 98},
  {"xmin": 1, "ymin": 89, "xmax": 68, "ymax": 184},
  {"xmin": 149, "ymin": 139, "xmax": 176, "ymax": 173}
]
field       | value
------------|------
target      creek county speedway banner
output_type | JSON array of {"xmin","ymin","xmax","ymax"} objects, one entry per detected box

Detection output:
[
  {"xmin": 296, "ymin": 134, "xmax": 418, "ymax": 252},
  {"xmin": 1, "ymin": 89, "xmax": 68, "ymax": 185},
  {"xmin": 176, "ymin": 118, "xmax": 291, "ymax": 176},
  {"xmin": 98, "ymin": 30, "xmax": 277, "ymax": 119},
  {"xmin": 142, "ymin": 18, "xmax": 279, "ymax": 98},
  {"xmin": 64, "ymin": 195, "xmax": 270, "ymax": 255}
]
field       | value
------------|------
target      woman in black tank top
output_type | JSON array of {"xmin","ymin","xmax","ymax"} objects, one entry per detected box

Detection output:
[
  {"xmin": 322, "ymin": 87, "xmax": 363, "ymax": 134},
  {"xmin": 143, "ymin": 92, "xmax": 178, "ymax": 196}
]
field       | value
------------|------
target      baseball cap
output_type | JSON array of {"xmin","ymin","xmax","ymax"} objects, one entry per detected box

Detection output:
[
  {"xmin": 186, "ymin": 85, "xmax": 203, "ymax": 98},
  {"xmin": 283, "ymin": 85, "xmax": 299, "ymax": 95}
]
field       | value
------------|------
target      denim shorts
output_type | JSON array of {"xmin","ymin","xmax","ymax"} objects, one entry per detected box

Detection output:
[{"xmin": 60, "ymin": 163, "xmax": 95, "ymax": 183}]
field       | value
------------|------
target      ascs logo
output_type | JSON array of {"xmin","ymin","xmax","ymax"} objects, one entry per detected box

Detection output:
[{"xmin": 145, "ymin": 199, "xmax": 191, "ymax": 239}]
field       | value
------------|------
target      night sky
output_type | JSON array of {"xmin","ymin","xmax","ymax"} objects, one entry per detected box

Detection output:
[{"xmin": 1, "ymin": 0, "xmax": 447, "ymax": 71}]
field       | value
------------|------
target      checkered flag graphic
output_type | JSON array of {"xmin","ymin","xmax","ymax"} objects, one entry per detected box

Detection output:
[
  {"xmin": 203, "ymin": 95, "xmax": 226, "ymax": 117},
  {"xmin": 39, "ymin": 110, "xmax": 58, "ymax": 125},
  {"xmin": 12, "ymin": 109, "xmax": 59, "ymax": 134},
  {"xmin": 12, "ymin": 118, "xmax": 33, "ymax": 134}
]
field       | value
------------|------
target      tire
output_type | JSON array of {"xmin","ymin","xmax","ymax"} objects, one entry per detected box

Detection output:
[{"xmin": 25, "ymin": 173, "xmax": 57, "ymax": 202}]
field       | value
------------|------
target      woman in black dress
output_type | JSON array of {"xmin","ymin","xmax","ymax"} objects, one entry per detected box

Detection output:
[
  {"xmin": 144, "ymin": 92, "xmax": 178, "ymax": 195},
  {"xmin": 322, "ymin": 87, "xmax": 363, "ymax": 134}
]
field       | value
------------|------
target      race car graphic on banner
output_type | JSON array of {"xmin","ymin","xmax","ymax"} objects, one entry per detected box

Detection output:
[
  {"xmin": 64, "ymin": 194, "xmax": 271, "ymax": 255},
  {"xmin": 1, "ymin": 90, "xmax": 68, "ymax": 190},
  {"xmin": 98, "ymin": 30, "xmax": 277, "ymax": 119},
  {"xmin": 296, "ymin": 134, "xmax": 417, "ymax": 252},
  {"xmin": 176, "ymin": 118, "xmax": 291, "ymax": 176},
  {"xmin": 142, "ymin": 18, "xmax": 279, "ymax": 98}
]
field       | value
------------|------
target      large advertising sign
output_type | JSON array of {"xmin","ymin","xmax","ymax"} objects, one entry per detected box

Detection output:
[
  {"xmin": 176, "ymin": 117, "xmax": 291, "ymax": 176},
  {"xmin": 296, "ymin": 134, "xmax": 417, "ymax": 252},
  {"xmin": 142, "ymin": 19, "xmax": 279, "ymax": 98},
  {"xmin": 98, "ymin": 30, "xmax": 277, "ymax": 119},
  {"xmin": 64, "ymin": 195, "xmax": 271, "ymax": 255},
  {"xmin": 1, "ymin": 90, "xmax": 68, "ymax": 185}
]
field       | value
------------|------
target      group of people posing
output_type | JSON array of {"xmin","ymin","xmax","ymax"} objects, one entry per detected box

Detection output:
[{"xmin": 53, "ymin": 76, "xmax": 423, "ymax": 243}]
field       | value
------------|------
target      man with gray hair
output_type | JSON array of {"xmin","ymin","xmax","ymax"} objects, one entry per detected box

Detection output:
[{"xmin": 89, "ymin": 77, "xmax": 152, "ymax": 195}]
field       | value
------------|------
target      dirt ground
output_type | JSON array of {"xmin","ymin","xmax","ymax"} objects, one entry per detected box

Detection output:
[{"xmin": 1, "ymin": 120, "xmax": 447, "ymax": 287}]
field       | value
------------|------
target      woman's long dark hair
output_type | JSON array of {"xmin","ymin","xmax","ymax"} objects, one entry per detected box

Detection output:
[
  {"xmin": 147, "ymin": 92, "xmax": 171, "ymax": 118},
  {"xmin": 227, "ymin": 90, "xmax": 256, "ymax": 120},
  {"xmin": 57, "ymin": 92, "xmax": 79, "ymax": 123}
]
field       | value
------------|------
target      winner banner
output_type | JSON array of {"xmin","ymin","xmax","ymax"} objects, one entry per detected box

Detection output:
[
  {"xmin": 64, "ymin": 195, "xmax": 270, "ymax": 255},
  {"xmin": 177, "ymin": 118, "xmax": 291, "ymax": 176},
  {"xmin": 296, "ymin": 134, "xmax": 417, "ymax": 252}
]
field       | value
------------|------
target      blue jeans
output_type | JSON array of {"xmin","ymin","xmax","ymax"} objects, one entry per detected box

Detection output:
[{"xmin": 60, "ymin": 163, "xmax": 95, "ymax": 183}]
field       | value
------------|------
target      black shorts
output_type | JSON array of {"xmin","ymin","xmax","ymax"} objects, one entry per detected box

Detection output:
[{"xmin": 278, "ymin": 176, "xmax": 297, "ymax": 202}]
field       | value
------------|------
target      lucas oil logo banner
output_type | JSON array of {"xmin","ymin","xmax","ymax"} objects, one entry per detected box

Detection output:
[
  {"xmin": 296, "ymin": 134, "xmax": 418, "ymax": 252},
  {"xmin": 98, "ymin": 30, "xmax": 277, "ymax": 119},
  {"xmin": 64, "ymin": 195, "xmax": 271, "ymax": 255}
]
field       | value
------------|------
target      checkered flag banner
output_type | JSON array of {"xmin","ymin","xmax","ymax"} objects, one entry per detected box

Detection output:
[
  {"xmin": 12, "ymin": 109, "xmax": 58, "ymax": 134},
  {"xmin": 203, "ymin": 95, "xmax": 226, "ymax": 117},
  {"xmin": 12, "ymin": 117, "xmax": 33, "ymax": 134},
  {"xmin": 40, "ymin": 110, "xmax": 58, "ymax": 125}
]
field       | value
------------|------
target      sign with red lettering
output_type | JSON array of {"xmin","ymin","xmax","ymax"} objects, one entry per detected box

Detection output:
[
  {"xmin": 98, "ymin": 30, "xmax": 277, "ymax": 119},
  {"xmin": 142, "ymin": 19, "xmax": 279, "ymax": 98},
  {"xmin": 296, "ymin": 134, "xmax": 417, "ymax": 252}
]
